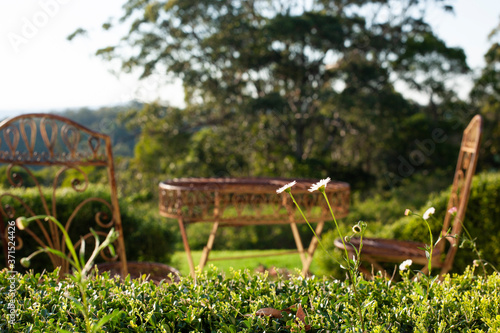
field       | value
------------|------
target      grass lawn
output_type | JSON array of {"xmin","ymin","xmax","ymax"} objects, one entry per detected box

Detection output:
[{"xmin": 170, "ymin": 249, "xmax": 321, "ymax": 277}]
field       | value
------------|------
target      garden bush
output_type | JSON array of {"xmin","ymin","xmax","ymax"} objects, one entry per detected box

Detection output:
[
  {"xmin": 0, "ymin": 185, "xmax": 175, "ymax": 273},
  {"xmin": 1, "ymin": 267, "xmax": 499, "ymax": 332}
]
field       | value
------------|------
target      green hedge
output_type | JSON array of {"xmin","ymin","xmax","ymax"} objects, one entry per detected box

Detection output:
[
  {"xmin": 1, "ymin": 268, "xmax": 499, "ymax": 331},
  {"xmin": 0, "ymin": 185, "xmax": 175, "ymax": 272}
]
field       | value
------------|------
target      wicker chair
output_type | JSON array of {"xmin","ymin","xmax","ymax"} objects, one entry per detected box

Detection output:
[
  {"xmin": 0, "ymin": 114, "xmax": 179, "ymax": 283},
  {"xmin": 334, "ymin": 115, "xmax": 482, "ymax": 278}
]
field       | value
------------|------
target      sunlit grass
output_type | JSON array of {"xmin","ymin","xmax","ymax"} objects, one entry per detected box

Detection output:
[{"xmin": 171, "ymin": 249, "xmax": 321, "ymax": 277}]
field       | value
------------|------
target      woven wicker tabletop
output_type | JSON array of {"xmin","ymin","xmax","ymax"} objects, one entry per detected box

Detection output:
[
  {"xmin": 160, "ymin": 177, "xmax": 349, "ymax": 193},
  {"xmin": 159, "ymin": 177, "xmax": 350, "ymax": 224}
]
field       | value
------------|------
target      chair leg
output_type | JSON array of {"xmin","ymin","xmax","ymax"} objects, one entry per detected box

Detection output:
[{"xmin": 357, "ymin": 255, "xmax": 391, "ymax": 280}]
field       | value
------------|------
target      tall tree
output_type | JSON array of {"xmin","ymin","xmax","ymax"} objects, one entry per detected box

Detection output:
[
  {"xmin": 74, "ymin": 0, "xmax": 469, "ymax": 183},
  {"xmin": 470, "ymin": 21, "xmax": 500, "ymax": 169}
]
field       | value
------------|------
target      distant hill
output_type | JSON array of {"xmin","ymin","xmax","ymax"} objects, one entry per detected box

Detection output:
[{"xmin": 53, "ymin": 103, "xmax": 142, "ymax": 157}]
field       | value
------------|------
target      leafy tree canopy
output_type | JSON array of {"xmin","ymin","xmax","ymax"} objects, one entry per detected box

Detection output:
[
  {"xmin": 72, "ymin": 0, "xmax": 470, "ymax": 187},
  {"xmin": 471, "ymin": 20, "xmax": 500, "ymax": 168}
]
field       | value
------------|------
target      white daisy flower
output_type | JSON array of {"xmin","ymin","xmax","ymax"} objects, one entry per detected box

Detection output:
[
  {"xmin": 308, "ymin": 177, "xmax": 331, "ymax": 192},
  {"xmin": 423, "ymin": 207, "xmax": 435, "ymax": 220},
  {"xmin": 276, "ymin": 181, "xmax": 296, "ymax": 194},
  {"xmin": 399, "ymin": 259, "xmax": 412, "ymax": 271}
]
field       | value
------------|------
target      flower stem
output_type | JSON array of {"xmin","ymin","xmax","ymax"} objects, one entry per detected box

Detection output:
[
  {"xmin": 423, "ymin": 218, "xmax": 433, "ymax": 275},
  {"xmin": 288, "ymin": 192, "xmax": 341, "ymax": 265},
  {"xmin": 321, "ymin": 190, "xmax": 352, "ymax": 270},
  {"xmin": 22, "ymin": 215, "xmax": 82, "ymax": 271},
  {"xmin": 320, "ymin": 190, "xmax": 365, "ymax": 331}
]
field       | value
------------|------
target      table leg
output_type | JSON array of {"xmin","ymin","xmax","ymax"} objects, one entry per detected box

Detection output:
[
  {"xmin": 199, "ymin": 221, "xmax": 219, "ymax": 270},
  {"xmin": 177, "ymin": 217, "xmax": 196, "ymax": 278},
  {"xmin": 302, "ymin": 220, "xmax": 325, "ymax": 275},
  {"xmin": 289, "ymin": 222, "xmax": 307, "ymax": 269},
  {"xmin": 286, "ymin": 198, "xmax": 308, "ymax": 273}
]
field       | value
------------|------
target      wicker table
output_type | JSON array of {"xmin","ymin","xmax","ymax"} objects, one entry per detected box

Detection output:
[{"xmin": 159, "ymin": 177, "xmax": 350, "ymax": 277}]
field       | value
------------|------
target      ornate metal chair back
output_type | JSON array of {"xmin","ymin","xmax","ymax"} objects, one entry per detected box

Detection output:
[{"xmin": 0, "ymin": 114, "xmax": 127, "ymax": 276}]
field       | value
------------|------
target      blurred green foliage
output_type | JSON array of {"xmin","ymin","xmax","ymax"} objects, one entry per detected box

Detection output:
[
  {"xmin": 388, "ymin": 171, "xmax": 500, "ymax": 274},
  {"xmin": 317, "ymin": 171, "xmax": 500, "ymax": 278},
  {"xmin": 83, "ymin": 0, "xmax": 476, "ymax": 195}
]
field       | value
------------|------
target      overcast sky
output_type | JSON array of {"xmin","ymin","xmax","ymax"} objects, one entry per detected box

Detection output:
[{"xmin": 0, "ymin": 0, "xmax": 499, "ymax": 119}]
